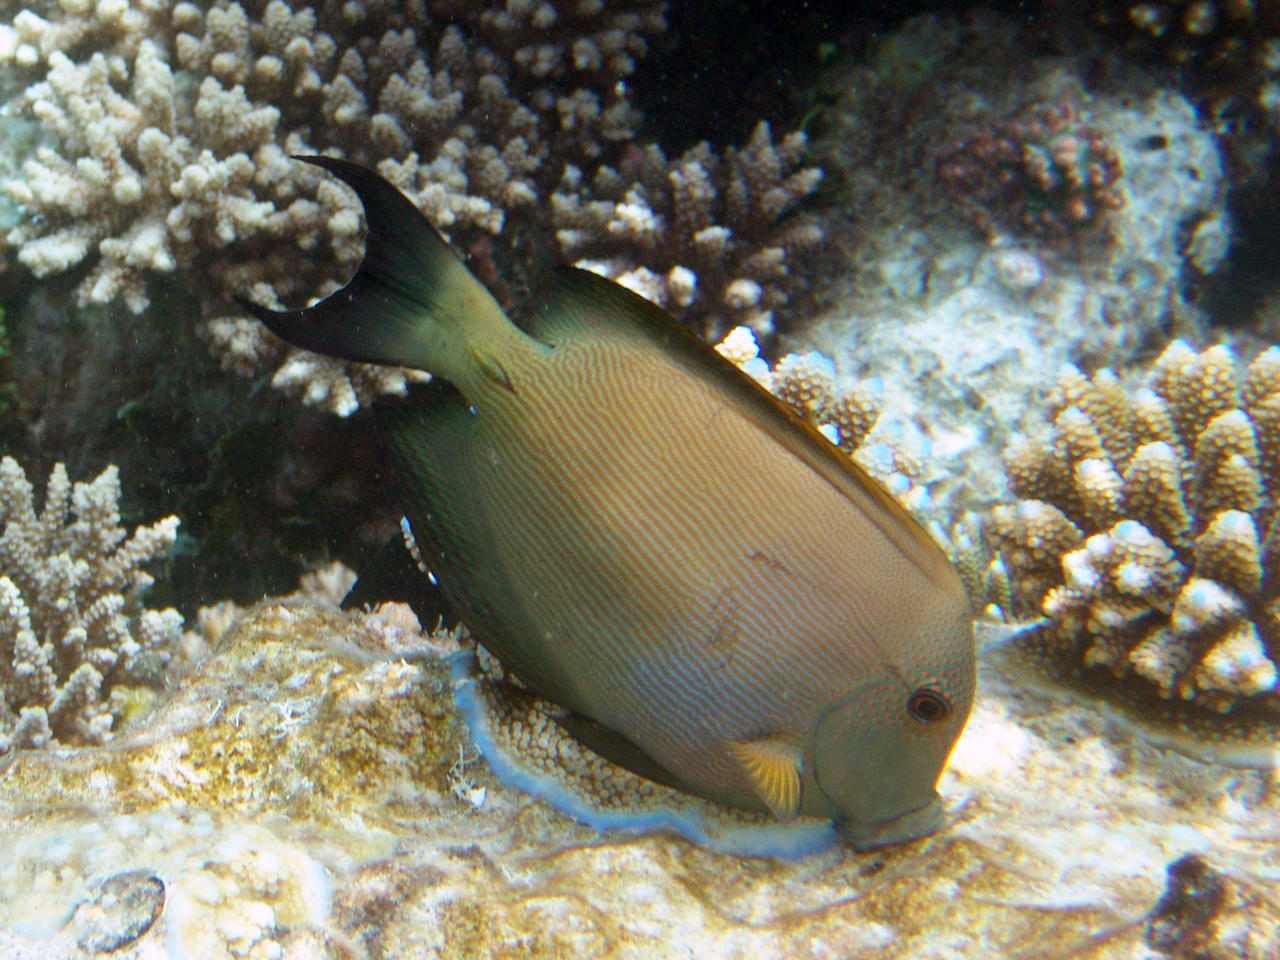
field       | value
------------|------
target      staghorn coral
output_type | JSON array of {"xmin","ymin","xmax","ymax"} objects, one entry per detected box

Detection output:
[
  {"xmin": 937, "ymin": 99, "xmax": 1124, "ymax": 243},
  {"xmin": 0, "ymin": 455, "xmax": 182, "ymax": 749},
  {"xmin": 0, "ymin": 0, "xmax": 821, "ymax": 414},
  {"xmin": 987, "ymin": 339, "xmax": 1280, "ymax": 716}
]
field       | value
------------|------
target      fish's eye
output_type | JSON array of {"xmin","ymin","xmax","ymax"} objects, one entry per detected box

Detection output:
[{"xmin": 907, "ymin": 687, "xmax": 950, "ymax": 723}]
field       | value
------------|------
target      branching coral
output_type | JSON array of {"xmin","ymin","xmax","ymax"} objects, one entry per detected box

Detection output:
[
  {"xmin": 428, "ymin": 0, "xmax": 667, "ymax": 85},
  {"xmin": 554, "ymin": 121, "xmax": 824, "ymax": 340},
  {"xmin": 713, "ymin": 325, "xmax": 930, "ymax": 512},
  {"xmin": 0, "ymin": 0, "xmax": 821, "ymax": 414},
  {"xmin": 3, "ymin": 29, "xmax": 335, "ymax": 312},
  {"xmin": 715, "ymin": 325, "xmax": 879, "ymax": 452},
  {"xmin": 1087, "ymin": 1, "xmax": 1280, "ymax": 142},
  {"xmin": 1088, "ymin": 1, "xmax": 1280, "ymax": 74},
  {"xmin": 937, "ymin": 100, "xmax": 1124, "ymax": 242},
  {"xmin": 0, "ymin": 456, "xmax": 182, "ymax": 749},
  {"xmin": 987, "ymin": 340, "xmax": 1280, "ymax": 714}
]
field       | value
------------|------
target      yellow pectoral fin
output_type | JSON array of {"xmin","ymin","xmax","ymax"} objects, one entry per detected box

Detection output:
[{"xmin": 726, "ymin": 736, "xmax": 803, "ymax": 820}]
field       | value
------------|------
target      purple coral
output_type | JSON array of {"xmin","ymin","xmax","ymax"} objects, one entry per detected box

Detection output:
[{"xmin": 937, "ymin": 101, "xmax": 1124, "ymax": 242}]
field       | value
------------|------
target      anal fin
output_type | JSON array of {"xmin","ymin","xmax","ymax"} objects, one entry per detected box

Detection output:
[
  {"xmin": 341, "ymin": 517, "xmax": 460, "ymax": 631},
  {"xmin": 555, "ymin": 712, "xmax": 687, "ymax": 792}
]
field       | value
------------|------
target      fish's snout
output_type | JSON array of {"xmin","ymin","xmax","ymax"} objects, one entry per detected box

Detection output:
[{"xmin": 834, "ymin": 792, "xmax": 944, "ymax": 851}]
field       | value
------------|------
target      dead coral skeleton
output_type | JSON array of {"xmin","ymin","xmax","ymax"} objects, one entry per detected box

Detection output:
[
  {"xmin": 987, "ymin": 339, "xmax": 1280, "ymax": 713},
  {"xmin": 0, "ymin": 455, "xmax": 182, "ymax": 749}
]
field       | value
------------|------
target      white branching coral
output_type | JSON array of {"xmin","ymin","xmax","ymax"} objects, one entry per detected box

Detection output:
[
  {"xmin": 715, "ymin": 326, "xmax": 880, "ymax": 452},
  {"xmin": 0, "ymin": 456, "xmax": 182, "ymax": 749},
  {"xmin": 556, "ymin": 121, "xmax": 825, "ymax": 340},
  {"xmin": 430, "ymin": 0, "xmax": 667, "ymax": 83},
  {"xmin": 4, "ymin": 32, "xmax": 333, "ymax": 314},
  {"xmin": 987, "ymin": 340, "xmax": 1280, "ymax": 713},
  {"xmin": 0, "ymin": 0, "xmax": 820, "ymax": 416}
]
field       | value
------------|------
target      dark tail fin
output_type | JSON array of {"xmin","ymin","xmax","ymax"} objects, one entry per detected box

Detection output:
[{"xmin": 238, "ymin": 156, "xmax": 513, "ymax": 381}]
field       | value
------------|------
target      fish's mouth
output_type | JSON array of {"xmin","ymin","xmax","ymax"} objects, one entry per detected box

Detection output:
[{"xmin": 834, "ymin": 792, "xmax": 944, "ymax": 851}]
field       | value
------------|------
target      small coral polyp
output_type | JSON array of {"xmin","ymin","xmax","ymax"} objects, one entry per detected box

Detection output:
[
  {"xmin": 937, "ymin": 100, "xmax": 1124, "ymax": 242},
  {"xmin": 988, "ymin": 340, "xmax": 1280, "ymax": 716}
]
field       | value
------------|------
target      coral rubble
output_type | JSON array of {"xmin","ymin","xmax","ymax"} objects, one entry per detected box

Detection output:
[
  {"xmin": 987, "ymin": 340, "xmax": 1280, "ymax": 732},
  {"xmin": 0, "ymin": 455, "xmax": 182, "ymax": 749},
  {"xmin": 1146, "ymin": 853, "xmax": 1280, "ymax": 960}
]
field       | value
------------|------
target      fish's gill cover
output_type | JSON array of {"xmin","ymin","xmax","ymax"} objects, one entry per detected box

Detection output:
[{"xmin": 986, "ymin": 341, "xmax": 1280, "ymax": 763}]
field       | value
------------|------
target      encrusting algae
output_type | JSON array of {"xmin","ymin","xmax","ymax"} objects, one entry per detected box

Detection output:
[
  {"xmin": 987, "ymin": 339, "xmax": 1280, "ymax": 765},
  {"xmin": 244, "ymin": 157, "xmax": 976, "ymax": 852},
  {"xmin": 0, "ymin": 601, "xmax": 463, "ymax": 959}
]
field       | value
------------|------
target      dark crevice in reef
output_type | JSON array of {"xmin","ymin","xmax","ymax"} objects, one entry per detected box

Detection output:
[{"xmin": 632, "ymin": 0, "xmax": 1044, "ymax": 152}]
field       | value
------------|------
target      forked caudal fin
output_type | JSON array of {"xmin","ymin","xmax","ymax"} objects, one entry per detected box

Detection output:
[{"xmin": 237, "ymin": 156, "xmax": 517, "ymax": 384}]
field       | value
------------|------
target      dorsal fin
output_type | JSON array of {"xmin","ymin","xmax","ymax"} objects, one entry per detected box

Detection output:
[
  {"xmin": 725, "ymin": 736, "xmax": 803, "ymax": 820},
  {"xmin": 530, "ymin": 267, "xmax": 966, "ymax": 601}
]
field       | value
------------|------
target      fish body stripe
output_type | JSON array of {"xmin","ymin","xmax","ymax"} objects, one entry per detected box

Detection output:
[{"xmin": 464, "ymin": 334, "xmax": 961, "ymax": 807}]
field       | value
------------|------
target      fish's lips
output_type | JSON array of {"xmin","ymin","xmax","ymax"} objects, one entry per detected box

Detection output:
[{"xmin": 834, "ymin": 792, "xmax": 945, "ymax": 851}]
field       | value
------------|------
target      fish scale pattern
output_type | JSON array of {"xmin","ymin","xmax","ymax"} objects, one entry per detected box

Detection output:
[{"xmin": 988, "ymin": 340, "xmax": 1280, "ymax": 712}]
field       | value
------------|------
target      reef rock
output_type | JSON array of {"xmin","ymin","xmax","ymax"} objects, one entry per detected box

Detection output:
[{"xmin": 0, "ymin": 605, "xmax": 1275, "ymax": 959}]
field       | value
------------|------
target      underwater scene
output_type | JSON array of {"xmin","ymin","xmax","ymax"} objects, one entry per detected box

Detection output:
[{"xmin": 1, "ymin": 0, "xmax": 1279, "ymax": 956}]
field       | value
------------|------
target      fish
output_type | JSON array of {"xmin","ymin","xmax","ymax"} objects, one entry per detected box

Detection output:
[{"xmin": 243, "ymin": 156, "xmax": 976, "ymax": 851}]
